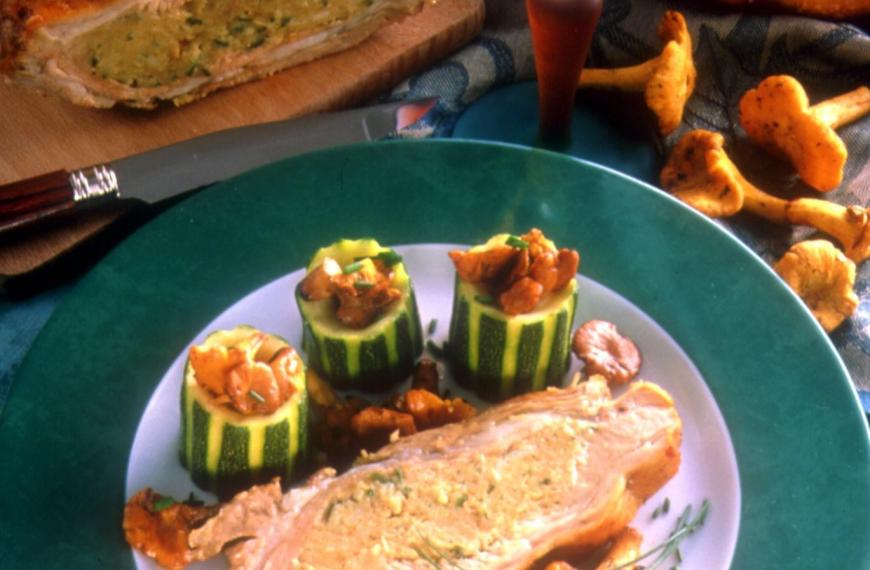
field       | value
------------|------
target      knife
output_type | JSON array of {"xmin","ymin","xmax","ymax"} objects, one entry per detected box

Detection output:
[{"xmin": 0, "ymin": 97, "xmax": 437, "ymax": 236}]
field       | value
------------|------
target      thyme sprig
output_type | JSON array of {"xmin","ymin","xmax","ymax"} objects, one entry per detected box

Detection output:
[{"xmin": 612, "ymin": 499, "xmax": 710, "ymax": 570}]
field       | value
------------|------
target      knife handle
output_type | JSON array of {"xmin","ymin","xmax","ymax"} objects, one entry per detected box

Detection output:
[{"xmin": 0, "ymin": 166, "xmax": 119, "ymax": 235}]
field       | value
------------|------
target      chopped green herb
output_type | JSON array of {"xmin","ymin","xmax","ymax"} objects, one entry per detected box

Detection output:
[
  {"xmin": 370, "ymin": 472, "xmax": 389, "ymax": 484},
  {"xmin": 152, "ymin": 496, "xmax": 176, "ymax": 512},
  {"xmin": 365, "ymin": 489, "xmax": 375, "ymax": 498},
  {"xmin": 474, "ymin": 294, "xmax": 496, "ymax": 306},
  {"xmin": 279, "ymin": 16, "xmax": 292, "ymax": 27},
  {"xmin": 427, "ymin": 318, "xmax": 438, "ymax": 336},
  {"xmin": 402, "ymin": 486, "xmax": 413, "ymax": 497},
  {"xmin": 186, "ymin": 62, "xmax": 211, "ymax": 77},
  {"xmin": 343, "ymin": 261, "xmax": 364, "ymax": 274},
  {"xmin": 505, "ymin": 235, "xmax": 529, "ymax": 249},
  {"xmin": 541, "ymin": 478, "xmax": 551, "ymax": 485},
  {"xmin": 248, "ymin": 28, "xmax": 268, "ymax": 49},
  {"xmin": 186, "ymin": 16, "xmax": 203, "ymax": 25},
  {"xmin": 612, "ymin": 500, "xmax": 711, "ymax": 570},
  {"xmin": 369, "ymin": 468, "xmax": 403, "ymax": 485},
  {"xmin": 248, "ymin": 389, "xmax": 266, "ymax": 403},
  {"xmin": 354, "ymin": 281, "xmax": 374, "ymax": 290},
  {"xmin": 374, "ymin": 250, "xmax": 403, "ymax": 266},
  {"xmin": 213, "ymin": 38, "xmax": 230, "ymax": 48},
  {"xmin": 89, "ymin": 55, "xmax": 99, "ymax": 68},
  {"xmin": 229, "ymin": 17, "xmax": 252, "ymax": 34},
  {"xmin": 455, "ymin": 494, "xmax": 468, "ymax": 507}
]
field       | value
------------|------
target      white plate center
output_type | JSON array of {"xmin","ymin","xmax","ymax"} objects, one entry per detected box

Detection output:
[{"xmin": 127, "ymin": 244, "xmax": 740, "ymax": 569}]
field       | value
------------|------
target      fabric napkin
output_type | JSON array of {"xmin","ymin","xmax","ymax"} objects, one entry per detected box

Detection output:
[{"xmin": 390, "ymin": 0, "xmax": 870, "ymax": 413}]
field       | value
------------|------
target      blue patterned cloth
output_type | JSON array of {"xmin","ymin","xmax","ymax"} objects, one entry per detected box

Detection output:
[
  {"xmin": 1, "ymin": 0, "xmax": 868, "ymax": 418},
  {"xmin": 390, "ymin": 0, "xmax": 870, "ymax": 413}
]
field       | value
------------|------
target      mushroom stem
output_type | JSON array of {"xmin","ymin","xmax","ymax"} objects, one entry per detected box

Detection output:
[
  {"xmin": 739, "ymin": 177, "xmax": 870, "ymax": 262},
  {"xmin": 809, "ymin": 86, "xmax": 870, "ymax": 129},
  {"xmin": 739, "ymin": 176, "xmax": 870, "ymax": 262},
  {"xmin": 578, "ymin": 58, "xmax": 659, "ymax": 91},
  {"xmin": 787, "ymin": 200, "xmax": 870, "ymax": 262},
  {"xmin": 737, "ymin": 174, "xmax": 790, "ymax": 224}
]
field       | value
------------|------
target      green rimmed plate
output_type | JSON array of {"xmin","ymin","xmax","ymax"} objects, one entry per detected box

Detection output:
[{"xmin": 0, "ymin": 140, "xmax": 867, "ymax": 568}]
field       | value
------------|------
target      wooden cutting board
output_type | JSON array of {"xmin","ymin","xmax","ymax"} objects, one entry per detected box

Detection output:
[
  {"xmin": 0, "ymin": 0, "xmax": 484, "ymax": 182},
  {"xmin": 0, "ymin": 0, "xmax": 484, "ymax": 287}
]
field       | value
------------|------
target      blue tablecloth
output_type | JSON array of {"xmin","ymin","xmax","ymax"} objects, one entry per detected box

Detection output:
[{"xmin": 2, "ymin": 0, "xmax": 869, "ymax": 417}]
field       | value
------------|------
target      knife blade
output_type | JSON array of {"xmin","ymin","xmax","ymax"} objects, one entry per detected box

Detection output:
[{"xmin": 0, "ymin": 97, "xmax": 437, "ymax": 235}]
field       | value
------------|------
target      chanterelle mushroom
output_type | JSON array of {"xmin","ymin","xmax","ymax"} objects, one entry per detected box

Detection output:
[
  {"xmin": 578, "ymin": 10, "xmax": 695, "ymax": 135},
  {"xmin": 572, "ymin": 320, "xmax": 642, "ymax": 384},
  {"xmin": 774, "ymin": 240, "xmax": 859, "ymax": 332},
  {"xmin": 739, "ymin": 76, "xmax": 870, "ymax": 191},
  {"xmin": 661, "ymin": 129, "xmax": 870, "ymax": 262}
]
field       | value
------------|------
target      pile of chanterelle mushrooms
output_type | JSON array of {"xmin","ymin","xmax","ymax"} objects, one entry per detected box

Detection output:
[{"xmin": 579, "ymin": 10, "xmax": 869, "ymax": 332}]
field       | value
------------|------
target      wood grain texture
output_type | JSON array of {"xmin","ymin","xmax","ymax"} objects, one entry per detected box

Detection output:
[
  {"xmin": 0, "ymin": 0, "xmax": 484, "ymax": 183},
  {"xmin": 0, "ymin": 0, "xmax": 484, "ymax": 282}
]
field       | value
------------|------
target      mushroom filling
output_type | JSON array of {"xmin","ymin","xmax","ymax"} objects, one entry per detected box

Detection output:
[
  {"xmin": 448, "ymin": 228, "xmax": 580, "ymax": 315},
  {"xmin": 71, "ymin": 0, "xmax": 375, "ymax": 88},
  {"xmin": 299, "ymin": 254, "xmax": 402, "ymax": 329},
  {"xmin": 188, "ymin": 331, "xmax": 301, "ymax": 416}
]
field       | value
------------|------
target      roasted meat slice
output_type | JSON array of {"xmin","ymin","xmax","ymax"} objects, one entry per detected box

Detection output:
[
  {"xmin": 0, "ymin": 0, "xmax": 422, "ymax": 108},
  {"xmin": 189, "ymin": 378, "xmax": 682, "ymax": 569}
]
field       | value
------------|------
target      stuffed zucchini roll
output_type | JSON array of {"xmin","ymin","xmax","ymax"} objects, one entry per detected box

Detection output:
[
  {"xmin": 295, "ymin": 239, "xmax": 423, "ymax": 392},
  {"xmin": 181, "ymin": 326, "xmax": 308, "ymax": 498},
  {"xmin": 447, "ymin": 229, "xmax": 579, "ymax": 401}
]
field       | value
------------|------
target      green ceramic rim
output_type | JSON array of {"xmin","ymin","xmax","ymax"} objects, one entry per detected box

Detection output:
[{"xmin": 0, "ymin": 140, "xmax": 867, "ymax": 568}]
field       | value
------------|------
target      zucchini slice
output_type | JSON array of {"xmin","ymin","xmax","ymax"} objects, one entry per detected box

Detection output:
[
  {"xmin": 448, "ymin": 234, "xmax": 578, "ymax": 401},
  {"xmin": 180, "ymin": 326, "xmax": 308, "ymax": 498},
  {"xmin": 295, "ymin": 239, "xmax": 423, "ymax": 391}
]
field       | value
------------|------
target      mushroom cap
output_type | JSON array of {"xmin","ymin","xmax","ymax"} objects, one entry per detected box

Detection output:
[
  {"xmin": 774, "ymin": 239, "xmax": 859, "ymax": 332},
  {"xmin": 739, "ymin": 75, "xmax": 847, "ymax": 192},
  {"xmin": 572, "ymin": 320, "xmax": 642, "ymax": 385},
  {"xmin": 660, "ymin": 130, "xmax": 744, "ymax": 217},
  {"xmin": 645, "ymin": 11, "xmax": 696, "ymax": 135}
]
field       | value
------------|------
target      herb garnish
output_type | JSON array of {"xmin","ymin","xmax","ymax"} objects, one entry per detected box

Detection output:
[
  {"xmin": 248, "ymin": 389, "xmax": 266, "ymax": 403},
  {"xmin": 374, "ymin": 250, "xmax": 403, "ymax": 267},
  {"xmin": 612, "ymin": 499, "xmax": 710, "ymax": 570},
  {"xmin": 651, "ymin": 497, "xmax": 671, "ymax": 520},
  {"xmin": 342, "ymin": 261, "xmax": 364, "ymax": 274},
  {"xmin": 369, "ymin": 468, "xmax": 403, "ymax": 485},
  {"xmin": 455, "ymin": 494, "xmax": 468, "ymax": 507},
  {"xmin": 354, "ymin": 281, "xmax": 374, "ymax": 290},
  {"xmin": 505, "ymin": 235, "xmax": 529, "ymax": 249},
  {"xmin": 152, "ymin": 496, "xmax": 176, "ymax": 512},
  {"xmin": 427, "ymin": 318, "xmax": 438, "ymax": 336}
]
